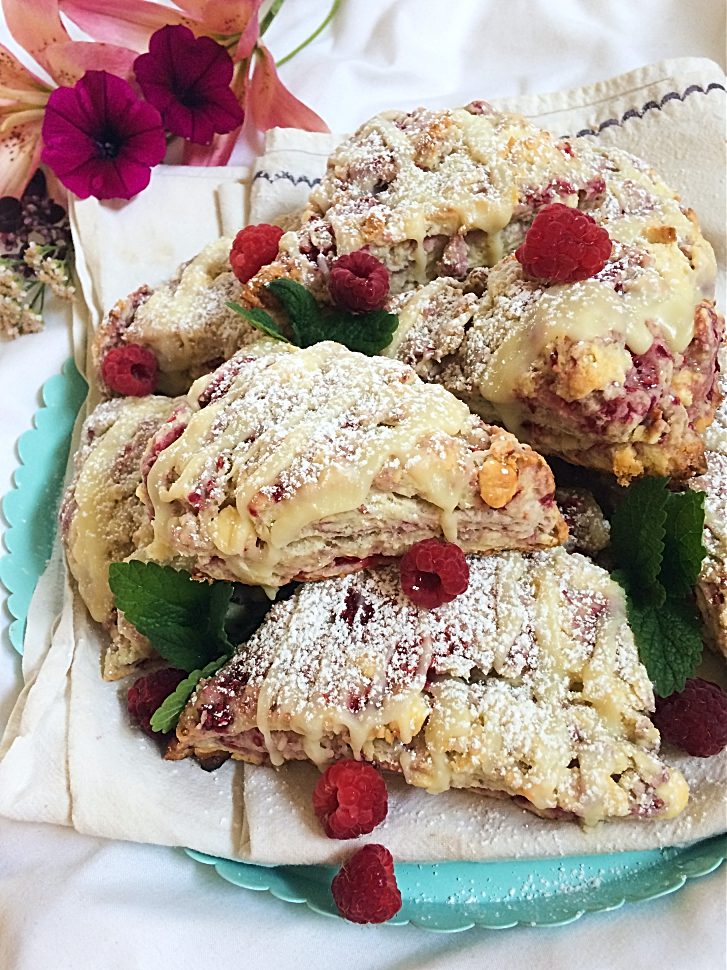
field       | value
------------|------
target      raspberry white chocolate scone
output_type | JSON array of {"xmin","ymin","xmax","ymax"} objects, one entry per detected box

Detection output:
[
  {"xmin": 137, "ymin": 342, "xmax": 567, "ymax": 588},
  {"xmin": 60, "ymin": 396, "xmax": 184, "ymax": 679},
  {"xmin": 94, "ymin": 238, "xmax": 264, "ymax": 396},
  {"xmin": 167, "ymin": 549, "xmax": 689, "ymax": 826},
  {"xmin": 236, "ymin": 107, "xmax": 722, "ymax": 482}
]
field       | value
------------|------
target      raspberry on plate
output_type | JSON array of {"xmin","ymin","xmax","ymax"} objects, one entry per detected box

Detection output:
[
  {"xmin": 515, "ymin": 202, "xmax": 612, "ymax": 284},
  {"xmin": 331, "ymin": 844, "xmax": 402, "ymax": 924},
  {"xmin": 653, "ymin": 678, "xmax": 727, "ymax": 757},
  {"xmin": 312, "ymin": 760, "xmax": 388, "ymax": 839},
  {"xmin": 399, "ymin": 538, "xmax": 469, "ymax": 609},
  {"xmin": 230, "ymin": 223, "xmax": 284, "ymax": 284},
  {"xmin": 328, "ymin": 250, "xmax": 390, "ymax": 312},
  {"xmin": 101, "ymin": 343, "xmax": 158, "ymax": 396},
  {"xmin": 127, "ymin": 667, "xmax": 187, "ymax": 738}
]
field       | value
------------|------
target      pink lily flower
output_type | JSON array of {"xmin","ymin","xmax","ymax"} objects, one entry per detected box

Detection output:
[
  {"xmin": 59, "ymin": 0, "xmax": 329, "ymax": 166},
  {"xmin": 0, "ymin": 0, "xmax": 139, "ymax": 198}
]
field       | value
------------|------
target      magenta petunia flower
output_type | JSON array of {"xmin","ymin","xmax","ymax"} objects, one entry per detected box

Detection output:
[
  {"xmin": 133, "ymin": 25, "xmax": 245, "ymax": 146},
  {"xmin": 40, "ymin": 71, "xmax": 166, "ymax": 201}
]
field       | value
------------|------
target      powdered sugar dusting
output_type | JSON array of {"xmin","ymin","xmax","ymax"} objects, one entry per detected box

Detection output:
[{"xmin": 180, "ymin": 547, "xmax": 686, "ymax": 824}]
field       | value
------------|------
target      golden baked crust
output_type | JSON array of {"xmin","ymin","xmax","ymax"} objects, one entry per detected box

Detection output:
[
  {"xmin": 168, "ymin": 549, "xmax": 688, "ymax": 826},
  {"xmin": 137, "ymin": 342, "xmax": 566, "ymax": 587},
  {"xmin": 60, "ymin": 396, "xmax": 182, "ymax": 679}
]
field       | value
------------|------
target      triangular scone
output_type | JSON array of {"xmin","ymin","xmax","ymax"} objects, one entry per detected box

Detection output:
[
  {"xmin": 138, "ymin": 342, "xmax": 567, "ymax": 587},
  {"xmin": 167, "ymin": 548, "xmax": 688, "ymax": 826},
  {"xmin": 240, "ymin": 108, "xmax": 722, "ymax": 483},
  {"xmin": 61, "ymin": 396, "xmax": 184, "ymax": 679},
  {"xmin": 93, "ymin": 238, "xmax": 264, "ymax": 397}
]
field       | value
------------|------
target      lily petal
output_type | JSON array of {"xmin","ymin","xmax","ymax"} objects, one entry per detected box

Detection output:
[
  {"xmin": 181, "ymin": 127, "xmax": 240, "ymax": 166},
  {"xmin": 0, "ymin": 115, "xmax": 43, "ymax": 198},
  {"xmin": 247, "ymin": 46, "xmax": 328, "ymax": 133},
  {"xmin": 174, "ymin": 0, "xmax": 263, "ymax": 36},
  {"xmin": 1, "ymin": 0, "xmax": 70, "ymax": 76},
  {"xmin": 59, "ymin": 0, "xmax": 198, "ymax": 52},
  {"xmin": 0, "ymin": 43, "xmax": 48, "ymax": 90},
  {"xmin": 234, "ymin": 6, "xmax": 261, "ymax": 61},
  {"xmin": 45, "ymin": 41, "xmax": 139, "ymax": 86}
]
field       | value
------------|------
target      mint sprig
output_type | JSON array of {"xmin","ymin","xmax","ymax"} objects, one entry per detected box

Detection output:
[
  {"xmin": 227, "ymin": 278, "xmax": 398, "ymax": 356},
  {"xmin": 609, "ymin": 478, "xmax": 707, "ymax": 696},
  {"xmin": 108, "ymin": 561, "xmax": 233, "ymax": 672},
  {"xmin": 225, "ymin": 302, "xmax": 289, "ymax": 343},
  {"xmin": 149, "ymin": 657, "xmax": 227, "ymax": 734}
]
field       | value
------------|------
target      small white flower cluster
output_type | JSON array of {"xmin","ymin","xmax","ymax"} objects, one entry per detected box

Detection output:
[
  {"xmin": 0, "ymin": 243, "xmax": 74, "ymax": 340},
  {"xmin": 23, "ymin": 241, "xmax": 76, "ymax": 302}
]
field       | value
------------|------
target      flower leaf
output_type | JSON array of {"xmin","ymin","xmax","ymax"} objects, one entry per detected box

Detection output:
[
  {"xmin": 108, "ymin": 561, "xmax": 233, "ymax": 672},
  {"xmin": 226, "ymin": 301, "xmax": 290, "ymax": 343},
  {"xmin": 149, "ymin": 657, "xmax": 228, "ymax": 734}
]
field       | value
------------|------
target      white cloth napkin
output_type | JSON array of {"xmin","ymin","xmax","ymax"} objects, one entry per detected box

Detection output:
[{"xmin": 1, "ymin": 56, "xmax": 725, "ymax": 864}]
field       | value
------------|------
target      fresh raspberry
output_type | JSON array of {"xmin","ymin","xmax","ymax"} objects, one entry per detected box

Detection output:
[
  {"xmin": 399, "ymin": 538, "xmax": 469, "ymax": 609},
  {"xmin": 331, "ymin": 844, "xmax": 402, "ymax": 924},
  {"xmin": 229, "ymin": 223, "xmax": 283, "ymax": 283},
  {"xmin": 127, "ymin": 667, "xmax": 187, "ymax": 737},
  {"xmin": 327, "ymin": 250, "xmax": 390, "ymax": 313},
  {"xmin": 313, "ymin": 760, "xmax": 388, "ymax": 839},
  {"xmin": 515, "ymin": 202, "xmax": 612, "ymax": 284},
  {"xmin": 101, "ymin": 343, "xmax": 158, "ymax": 396},
  {"xmin": 653, "ymin": 678, "xmax": 727, "ymax": 757}
]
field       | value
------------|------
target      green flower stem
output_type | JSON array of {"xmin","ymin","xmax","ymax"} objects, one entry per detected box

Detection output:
[
  {"xmin": 276, "ymin": 0, "xmax": 341, "ymax": 66},
  {"xmin": 259, "ymin": 0, "xmax": 287, "ymax": 36}
]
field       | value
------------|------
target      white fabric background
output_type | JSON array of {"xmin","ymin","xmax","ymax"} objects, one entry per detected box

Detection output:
[{"xmin": 0, "ymin": 1, "xmax": 725, "ymax": 967}]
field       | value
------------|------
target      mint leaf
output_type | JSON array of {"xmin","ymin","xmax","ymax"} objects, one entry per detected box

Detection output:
[
  {"xmin": 108, "ymin": 562, "xmax": 233, "ymax": 672},
  {"xmin": 265, "ymin": 278, "xmax": 398, "ymax": 355},
  {"xmin": 226, "ymin": 301, "xmax": 290, "ymax": 343},
  {"xmin": 624, "ymin": 592, "xmax": 704, "ymax": 697},
  {"xmin": 660, "ymin": 489, "xmax": 707, "ymax": 596},
  {"xmin": 609, "ymin": 476, "xmax": 668, "ymax": 596},
  {"xmin": 321, "ymin": 307, "xmax": 398, "ymax": 355},
  {"xmin": 149, "ymin": 657, "xmax": 227, "ymax": 734},
  {"xmin": 266, "ymin": 278, "xmax": 322, "ymax": 347}
]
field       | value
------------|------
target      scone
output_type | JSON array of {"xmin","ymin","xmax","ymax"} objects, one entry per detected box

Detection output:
[
  {"xmin": 60, "ymin": 395, "xmax": 183, "ymax": 679},
  {"xmin": 167, "ymin": 548, "xmax": 689, "ymax": 826},
  {"xmin": 93, "ymin": 238, "xmax": 262, "ymax": 396},
  {"xmin": 137, "ymin": 341, "xmax": 567, "ymax": 587},
  {"xmin": 241, "ymin": 107, "xmax": 723, "ymax": 482}
]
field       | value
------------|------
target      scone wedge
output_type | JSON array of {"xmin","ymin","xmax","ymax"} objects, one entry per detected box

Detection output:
[
  {"xmin": 167, "ymin": 549, "xmax": 688, "ymax": 826},
  {"xmin": 60, "ymin": 395, "xmax": 184, "ymax": 679},
  {"xmin": 137, "ymin": 341, "xmax": 567, "ymax": 587}
]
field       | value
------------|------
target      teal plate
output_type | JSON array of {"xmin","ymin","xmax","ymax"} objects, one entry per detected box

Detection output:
[{"xmin": 2, "ymin": 360, "xmax": 725, "ymax": 930}]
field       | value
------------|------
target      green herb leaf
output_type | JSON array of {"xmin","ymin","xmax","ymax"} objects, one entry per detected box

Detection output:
[
  {"xmin": 321, "ymin": 307, "xmax": 398, "ymax": 355},
  {"xmin": 226, "ymin": 301, "xmax": 290, "ymax": 343},
  {"xmin": 264, "ymin": 278, "xmax": 398, "ymax": 355},
  {"xmin": 609, "ymin": 476, "xmax": 669, "ymax": 595},
  {"xmin": 609, "ymin": 479, "xmax": 708, "ymax": 695},
  {"xmin": 266, "ymin": 278, "xmax": 322, "ymax": 346},
  {"xmin": 108, "ymin": 562, "xmax": 233, "ymax": 672},
  {"xmin": 660, "ymin": 489, "xmax": 707, "ymax": 596},
  {"xmin": 624, "ymin": 592, "xmax": 704, "ymax": 697},
  {"xmin": 149, "ymin": 657, "xmax": 228, "ymax": 734}
]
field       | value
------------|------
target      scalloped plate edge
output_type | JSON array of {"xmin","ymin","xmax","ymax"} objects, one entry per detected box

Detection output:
[
  {"xmin": 0, "ymin": 358, "xmax": 87, "ymax": 654},
  {"xmin": 183, "ymin": 837, "xmax": 727, "ymax": 932},
  {"xmin": 2, "ymin": 360, "xmax": 725, "ymax": 932}
]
